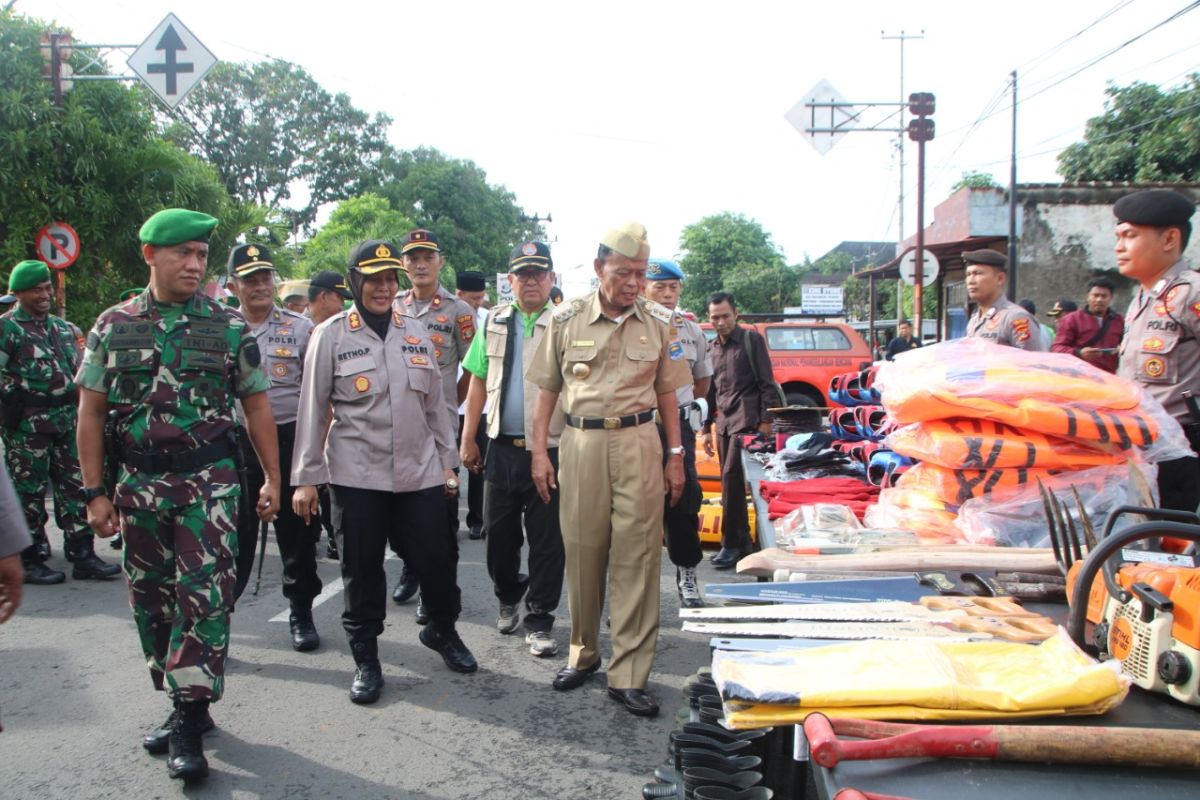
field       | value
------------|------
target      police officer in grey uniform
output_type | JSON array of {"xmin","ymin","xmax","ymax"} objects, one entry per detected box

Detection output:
[
  {"xmin": 643, "ymin": 258, "xmax": 712, "ymax": 608},
  {"xmin": 226, "ymin": 244, "xmax": 322, "ymax": 650},
  {"xmin": 1113, "ymin": 188, "xmax": 1200, "ymax": 513},
  {"xmin": 293, "ymin": 239, "xmax": 477, "ymax": 705},
  {"xmin": 964, "ymin": 249, "xmax": 1046, "ymax": 350},
  {"xmin": 390, "ymin": 229, "xmax": 476, "ymax": 619}
]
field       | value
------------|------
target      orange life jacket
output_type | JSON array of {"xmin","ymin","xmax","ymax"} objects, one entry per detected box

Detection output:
[
  {"xmin": 887, "ymin": 418, "xmax": 1126, "ymax": 470},
  {"xmin": 895, "ymin": 462, "xmax": 1068, "ymax": 506}
]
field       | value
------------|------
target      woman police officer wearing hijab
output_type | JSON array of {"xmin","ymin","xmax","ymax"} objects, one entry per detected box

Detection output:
[{"xmin": 291, "ymin": 240, "xmax": 477, "ymax": 705}]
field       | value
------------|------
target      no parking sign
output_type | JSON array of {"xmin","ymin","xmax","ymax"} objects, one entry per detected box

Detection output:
[{"xmin": 35, "ymin": 222, "xmax": 80, "ymax": 270}]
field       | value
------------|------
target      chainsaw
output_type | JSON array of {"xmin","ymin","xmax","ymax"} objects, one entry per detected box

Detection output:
[{"xmin": 1067, "ymin": 511, "xmax": 1200, "ymax": 706}]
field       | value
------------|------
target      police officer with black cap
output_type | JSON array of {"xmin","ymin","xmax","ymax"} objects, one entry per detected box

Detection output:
[
  {"xmin": 293, "ymin": 240, "xmax": 477, "ymax": 705},
  {"xmin": 308, "ymin": 270, "xmax": 353, "ymax": 327},
  {"xmin": 226, "ymin": 244, "xmax": 323, "ymax": 651},
  {"xmin": 964, "ymin": 249, "xmax": 1046, "ymax": 350},
  {"xmin": 1114, "ymin": 188, "xmax": 1200, "ymax": 512}
]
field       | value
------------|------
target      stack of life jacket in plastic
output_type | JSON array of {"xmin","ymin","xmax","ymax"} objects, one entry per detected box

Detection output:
[{"xmin": 869, "ymin": 338, "xmax": 1162, "ymax": 540}]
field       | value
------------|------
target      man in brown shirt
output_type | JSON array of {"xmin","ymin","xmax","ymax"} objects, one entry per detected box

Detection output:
[{"xmin": 702, "ymin": 292, "xmax": 775, "ymax": 569}]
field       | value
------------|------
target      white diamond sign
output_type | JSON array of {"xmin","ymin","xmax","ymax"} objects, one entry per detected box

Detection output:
[
  {"xmin": 127, "ymin": 14, "xmax": 217, "ymax": 110},
  {"xmin": 787, "ymin": 79, "xmax": 856, "ymax": 155}
]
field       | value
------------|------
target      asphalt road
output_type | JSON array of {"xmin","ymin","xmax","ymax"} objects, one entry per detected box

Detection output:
[{"xmin": 1, "ymin": 516, "xmax": 743, "ymax": 799}]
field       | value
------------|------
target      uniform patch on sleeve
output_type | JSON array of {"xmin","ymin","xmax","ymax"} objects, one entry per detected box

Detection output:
[
  {"xmin": 1192, "ymin": 301, "xmax": 1200, "ymax": 318},
  {"xmin": 457, "ymin": 314, "xmax": 475, "ymax": 341},
  {"xmin": 668, "ymin": 339, "xmax": 684, "ymax": 360},
  {"xmin": 1011, "ymin": 318, "xmax": 1030, "ymax": 343},
  {"xmin": 243, "ymin": 340, "xmax": 262, "ymax": 367}
]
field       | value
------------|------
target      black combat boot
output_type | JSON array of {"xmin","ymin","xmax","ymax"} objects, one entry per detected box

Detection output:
[
  {"xmin": 349, "ymin": 639, "xmax": 383, "ymax": 704},
  {"xmin": 143, "ymin": 700, "xmax": 215, "ymax": 754},
  {"xmin": 65, "ymin": 537, "xmax": 121, "ymax": 580},
  {"xmin": 419, "ymin": 621, "xmax": 478, "ymax": 673},
  {"xmin": 289, "ymin": 606, "xmax": 320, "ymax": 652},
  {"xmin": 22, "ymin": 550, "xmax": 66, "ymax": 585},
  {"xmin": 391, "ymin": 562, "xmax": 418, "ymax": 604},
  {"xmin": 167, "ymin": 700, "xmax": 210, "ymax": 781}
]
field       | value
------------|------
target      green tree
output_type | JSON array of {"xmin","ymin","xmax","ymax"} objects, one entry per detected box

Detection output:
[
  {"xmin": 677, "ymin": 212, "xmax": 787, "ymax": 312},
  {"xmin": 164, "ymin": 60, "xmax": 393, "ymax": 231},
  {"xmin": 371, "ymin": 147, "xmax": 541, "ymax": 276},
  {"xmin": 297, "ymin": 194, "xmax": 415, "ymax": 278},
  {"xmin": 1058, "ymin": 75, "xmax": 1200, "ymax": 181},
  {"xmin": 0, "ymin": 12, "xmax": 242, "ymax": 327},
  {"xmin": 952, "ymin": 170, "xmax": 1001, "ymax": 190}
]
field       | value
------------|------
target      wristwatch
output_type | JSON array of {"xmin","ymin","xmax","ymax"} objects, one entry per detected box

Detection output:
[
  {"xmin": 81, "ymin": 486, "xmax": 107, "ymax": 502},
  {"xmin": 667, "ymin": 446, "xmax": 685, "ymax": 456},
  {"xmin": 445, "ymin": 477, "xmax": 460, "ymax": 490}
]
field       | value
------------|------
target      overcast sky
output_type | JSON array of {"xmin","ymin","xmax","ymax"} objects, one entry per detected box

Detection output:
[{"xmin": 20, "ymin": 0, "xmax": 1200, "ymax": 289}]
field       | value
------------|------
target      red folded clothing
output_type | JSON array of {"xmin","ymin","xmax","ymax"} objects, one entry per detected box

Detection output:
[{"xmin": 758, "ymin": 478, "xmax": 880, "ymax": 520}]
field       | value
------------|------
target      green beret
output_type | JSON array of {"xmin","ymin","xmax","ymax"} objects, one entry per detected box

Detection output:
[
  {"xmin": 119, "ymin": 287, "xmax": 143, "ymax": 301},
  {"xmin": 9, "ymin": 259, "xmax": 51, "ymax": 293},
  {"xmin": 139, "ymin": 209, "xmax": 219, "ymax": 247},
  {"xmin": 1114, "ymin": 189, "xmax": 1196, "ymax": 227}
]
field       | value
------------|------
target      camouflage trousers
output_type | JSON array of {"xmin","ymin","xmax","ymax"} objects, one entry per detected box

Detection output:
[
  {"xmin": 120, "ymin": 496, "xmax": 238, "ymax": 703},
  {"xmin": 2, "ymin": 428, "xmax": 89, "ymax": 558}
]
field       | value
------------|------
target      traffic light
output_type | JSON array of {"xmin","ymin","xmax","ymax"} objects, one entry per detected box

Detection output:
[
  {"xmin": 40, "ymin": 31, "xmax": 74, "ymax": 105},
  {"xmin": 907, "ymin": 118, "xmax": 935, "ymax": 142},
  {"xmin": 908, "ymin": 92, "xmax": 935, "ymax": 117}
]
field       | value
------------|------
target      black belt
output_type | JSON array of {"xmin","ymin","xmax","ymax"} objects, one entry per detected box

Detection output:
[
  {"xmin": 494, "ymin": 434, "xmax": 527, "ymax": 448},
  {"xmin": 123, "ymin": 437, "xmax": 237, "ymax": 473},
  {"xmin": 565, "ymin": 409, "xmax": 656, "ymax": 430}
]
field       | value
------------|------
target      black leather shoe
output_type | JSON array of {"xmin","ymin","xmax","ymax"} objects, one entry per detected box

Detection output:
[
  {"xmin": 608, "ymin": 687, "xmax": 659, "ymax": 717},
  {"xmin": 289, "ymin": 609, "xmax": 320, "ymax": 652},
  {"xmin": 419, "ymin": 623, "xmax": 478, "ymax": 673},
  {"xmin": 36, "ymin": 540, "xmax": 51, "ymax": 561},
  {"xmin": 552, "ymin": 660, "xmax": 600, "ymax": 691},
  {"xmin": 23, "ymin": 561, "xmax": 66, "ymax": 585},
  {"xmin": 350, "ymin": 660, "xmax": 383, "ymax": 704},
  {"xmin": 643, "ymin": 779, "xmax": 682, "ymax": 799},
  {"xmin": 392, "ymin": 567, "xmax": 419, "ymax": 605},
  {"xmin": 109, "ymin": 534, "xmax": 123, "ymax": 550},
  {"xmin": 143, "ymin": 706, "xmax": 215, "ymax": 754},
  {"xmin": 326, "ymin": 537, "xmax": 339, "ymax": 560},
  {"xmin": 468, "ymin": 524, "xmax": 483, "ymax": 540},
  {"xmin": 710, "ymin": 546, "xmax": 751, "ymax": 570},
  {"xmin": 167, "ymin": 702, "xmax": 210, "ymax": 782},
  {"xmin": 414, "ymin": 597, "xmax": 430, "ymax": 625}
]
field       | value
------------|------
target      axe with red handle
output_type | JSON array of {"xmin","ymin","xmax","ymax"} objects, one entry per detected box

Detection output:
[{"xmin": 804, "ymin": 714, "xmax": 1200, "ymax": 770}]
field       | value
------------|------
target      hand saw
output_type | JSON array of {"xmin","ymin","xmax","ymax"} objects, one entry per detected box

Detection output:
[{"xmin": 682, "ymin": 620, "xmax": 986, "ymax": 641}]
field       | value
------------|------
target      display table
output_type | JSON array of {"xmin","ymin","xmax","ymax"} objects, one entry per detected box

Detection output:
[{"xmin": 742, "ymin": 451, "xmax": 777, "ymax": 549}]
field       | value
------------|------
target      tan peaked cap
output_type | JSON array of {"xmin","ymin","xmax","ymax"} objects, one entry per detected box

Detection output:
[{"xmin": 600, "ymin": 222, "xmax": 650, "ymax": 260}]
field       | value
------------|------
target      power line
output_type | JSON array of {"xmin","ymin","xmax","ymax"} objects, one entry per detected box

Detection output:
[
  {"xmin": 1020, "ymin": 0, "xmax": 1200, "ymax": 103},
  {"xmin": 1016, "ymin": 0, "xmax": 1137, "ymax": 75}
]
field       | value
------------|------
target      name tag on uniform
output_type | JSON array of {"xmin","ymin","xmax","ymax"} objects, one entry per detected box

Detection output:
[
  {"xmin": 335, "ymin": 353, "xmax": 374, "ymax": 376},
  {"xmin": 571, "ymin": 340, "xmax": 595, "ymax": 347}
]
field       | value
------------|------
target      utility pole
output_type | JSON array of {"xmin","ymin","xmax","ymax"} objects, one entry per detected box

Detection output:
[
  {"xmin": 1008, "ymin": 70, "xmax": 1019, "ymax": 300},
  {"xmin": 882, "ymin": 29, "xmax": 923, "ymax": 324}
]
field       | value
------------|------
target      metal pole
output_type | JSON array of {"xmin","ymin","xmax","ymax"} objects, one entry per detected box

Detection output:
[
  {"xmin": 868, "ymin": 274, "xmax": 877, "ymax": 357},
  {"xmin": 55, "ymin": 269, "xmax": 66, "ymax": 318},
  {"xmin": 914, "ymin": 136, "xmax": 926, "ymax": 336},
  {"xmin": 883, "ymin": 29, "xmax": 923, "ymax": 322},
  {"xmin": 50, "ymin": 32, "xmax": 63, "ymax": 107},
  {"xmin": 1008, "ymin": 69, "xmax": 1019, "ymax": 300}
]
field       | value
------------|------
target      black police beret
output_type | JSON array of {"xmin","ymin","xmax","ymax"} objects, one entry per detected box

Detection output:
[
  {"xmin": 401, "ymin": 229, "xmax": 440, "ymax": 254},
  {"xmin": 456, "ymin": 271, "xmax": 486, "ymax": 291},
  {"xmin": 309, "ymin": 269, "xmax": 352, "ymax": 299},
  {"xmin": 348, "ymin": 240, "xmax": 403, "ymax": 274},
  {"xmin": 1114, "ymin": 189, "xmax": 1196, "ymax": 227},
  {"xmin": 509, "ymin": 241, "xmax": 553, "ymax": 271},
  {"xmin": 228, "ymin": 243, "xmax": 275, "ymax": 277},
  {"xmin": 962, "ymin": 249, "xmax": 1007, "ymax": 270}
]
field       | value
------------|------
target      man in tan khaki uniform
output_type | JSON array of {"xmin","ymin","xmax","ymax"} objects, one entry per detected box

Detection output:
[{"xmin": 527, "ymin": 222, "xmax": 690, "ymax": 718}]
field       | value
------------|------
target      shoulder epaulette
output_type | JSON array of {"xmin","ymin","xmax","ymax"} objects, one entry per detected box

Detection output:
[
  {"xmin": 553, "ymin": 297, "xmax": 585, "ymax": 322},
  {"xmin": 642, "ymin": 298, "xmax": 674, "ymax": 326}
]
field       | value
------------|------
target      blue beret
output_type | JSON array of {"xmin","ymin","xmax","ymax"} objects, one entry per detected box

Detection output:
[{"xmin": 646, "ymin": 258, "xmax": 683, "ymax": 281}]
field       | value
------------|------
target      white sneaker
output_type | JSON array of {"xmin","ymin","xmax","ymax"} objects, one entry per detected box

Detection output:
[
  {"xmin": 526, "ymin": 630, "xmax": 559, "ymax": 657},
  {"xmin": 678, "ymin": 567, "xmax": 704, "ymax": 608},
  {"xmin": 497, "ymin": 603, "xmax": 521, "ymax": 634}
]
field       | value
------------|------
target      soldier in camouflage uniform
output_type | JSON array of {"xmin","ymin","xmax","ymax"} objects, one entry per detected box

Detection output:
[
  {"xmin": 75, "ymin": 209, "xmax": 281, "ymax": 783},
  {"xmin": 0, "ymin": 259, "xmax": 120, "ymax": 585}
]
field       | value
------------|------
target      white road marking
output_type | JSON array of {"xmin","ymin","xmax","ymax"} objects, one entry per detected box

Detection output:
[{"xmin": 269, "ymin": 552, "xmax": 396, "ymax": 622}]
